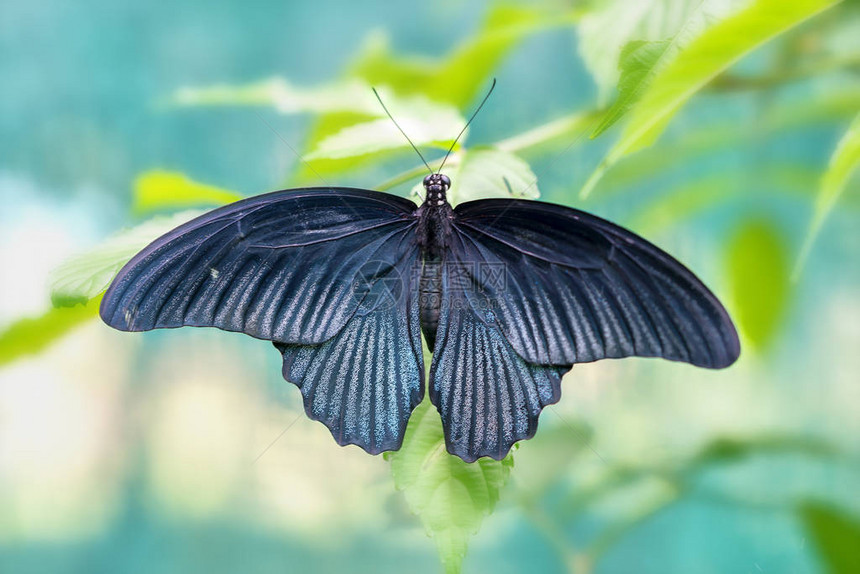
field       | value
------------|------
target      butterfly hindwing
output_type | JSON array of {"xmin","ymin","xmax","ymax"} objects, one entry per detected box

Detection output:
[
  {"xmin": 428, "ymin": 256, "xmax": 569, "ymax": 462},
  {"xmin": 451, "ymin": 199, "xmax": 740, "ymax": 368},
  {"xmin": 275, "ymin": 243, "xmax": 424, "ymax": 454}
]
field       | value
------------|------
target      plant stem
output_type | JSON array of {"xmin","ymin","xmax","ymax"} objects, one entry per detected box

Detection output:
[{"xmin": 520, "ymin": 503, "xmax": 583, "ymax": 574}]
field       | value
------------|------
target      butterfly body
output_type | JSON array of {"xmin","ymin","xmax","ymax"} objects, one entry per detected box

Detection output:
[
  {"xmin": 101, "ymin": 174, "xmax": 739, "ymax": 462},
  {"xmin": 416, "ymin": 173, "xmax": 454, "ymax": 349},
  {"xmin": 415, "ymin": 173, "xmax": 454, "ymax": 256}
]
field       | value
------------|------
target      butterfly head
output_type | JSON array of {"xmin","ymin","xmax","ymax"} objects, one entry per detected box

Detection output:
[{"xmin": 423, "ymin": 173, "xmax": 451, "ymax": 206}]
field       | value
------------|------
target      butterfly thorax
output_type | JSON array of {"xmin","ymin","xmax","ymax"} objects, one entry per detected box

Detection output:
[
  {"xmin": 416, "ymin": 173, "xmax": 453, "ymax": 350},
  {"xmin": 416, "ymin": 173, "xmax": 453, "ymax": 258}
]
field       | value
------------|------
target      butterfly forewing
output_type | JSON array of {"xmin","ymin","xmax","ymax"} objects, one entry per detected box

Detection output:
[
  {"xmin": 101, "ymin": 188, "xmax": 418, "ymax": 345},
  {"xmin": 450, "ymin": 199, "xmax": 740, "ymax": 368}
]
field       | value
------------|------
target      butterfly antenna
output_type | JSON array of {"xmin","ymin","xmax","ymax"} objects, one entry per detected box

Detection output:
[
  {"xmin": 437, "ymin": 78, "xmax": 496, "ymax": 174},
  {"xmin": 372, "ymin": 87, "xmax": 433, "ymax": 175}
]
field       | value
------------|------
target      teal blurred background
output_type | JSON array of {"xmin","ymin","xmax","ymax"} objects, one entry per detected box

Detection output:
[{"xmin": 1, "ymin": 1, "xmax": 859, "ymax": 573}]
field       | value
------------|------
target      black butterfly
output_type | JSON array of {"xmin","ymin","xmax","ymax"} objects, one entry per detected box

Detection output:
[{"xmin": 100, "ymin": 170, "xmax": 739, "ymax": 462}]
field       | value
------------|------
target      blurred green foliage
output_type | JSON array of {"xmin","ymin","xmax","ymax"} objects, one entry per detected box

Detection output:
[
  {"xmin": 587, "ymin": 0, "xmax": 747, "ymax": 137},
  {"xmin": 3, "ymin": 0, "xmax": 859, "ymax": 572},
  {"xmin": 799, "ymin": 502, "xmax": 860, "ymax": 574},
  {"xmin": 298, "ymin": 3, "xmax": 550, "ymax": 181},
  {"xmin": 725, "ymin": 218, "xmax": 790, "ymax": 350},
  {"xmin": 582, "ymin": 0, "xmax": 842, "ymax": 197},
  {"xmin": 0, "ymin": 295, "xmax": 102, "ymax": 367},
  {"xmin": 795, "ymin": 112, "xmax": 860, "ymax": 276},
  {"xmin": 133, "ymin": 172, "xmax": 244, "ymax": 216},
  {"xmin": 49, "ymin": 210, "xmax": 205, "ymax": 308}
]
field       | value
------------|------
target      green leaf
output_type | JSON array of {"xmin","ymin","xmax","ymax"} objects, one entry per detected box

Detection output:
[
  {"xmin": 171, "ymin": 77, "xmax": 383, "ymax": 115},
  {"xmin": 725, "ymin": 218, "xmax": 790, "ymax": 350},
  {"xmin": 591, "ymin": 0, "xmax": 749, "ymax": 138},
  {"xmin": 0, "ymin": 295, "xmax": 103, "ymax": 367},
  {"xmin": 578, "ymin": 0, "xmax": 746, "ymax": 104},
  {"xmin": 49, "ymin": 210, "xmax": 205, "ymax": 307},
  {"xmin": 348, "ymin": 32, "xmax": 433, "ymax": 97},
  {"xmin": 354, "ymin": 4, "xmax": 545, "ymax": 108},
  {"xmin": 134, "ymin": 171, "xmax": 243, "ymax": 216},
  {"xmin": 169, "ymin": 74, "xmax": 458, "ymax": 179},
  {"xmin": 305, "ymin": 98, "xmax": 464, "ymax": 161},
  {"xmin": 581, "ymin": 0, "xmax": 841, "ymax": 198},
  {"xmin": 411, "ymin": 148, "xmax": 540, "ymax": 205},
  {"xmin": 298, "ymin": 3, "xmax": 547, "ymax": 181},
  {"xmin": 798, "ymin": 501, "xmax": 860, "ymax": 574},
  {"xmin": 794, "ymin": 112, "xmax": 860, "ymax": 279},
  {"xmin": 592, "ymin": 40, "xmax": 671, "ymax": 137},
  {"xmin": 386, "ymin": 399, "xmax": 514, "ymax": 574},
  {"xmin": 421, "ymin": 4, "xmax": 546, "ymax": 107}
]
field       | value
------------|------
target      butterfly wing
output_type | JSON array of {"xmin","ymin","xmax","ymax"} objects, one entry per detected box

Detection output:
[
  {"xmin": 102, "ymin": 187, "xmax": 416, "ymax": 343},
  {"xmin": 429, "ymin": 263, "xmax": 567, "ymax": 462},
  {"xmin": 101, "ymin": 187, "xmax": 424, "ymax": 454},
  {"xmin": 429, "ymin": 198, "xmax": 739, "ymax": 461},
  {"xmin": 452, "ymin": 198, "xmax": 740, "ymax": 367},
  {"xmin": 274, "ymin": 250, "xmax": 423, "ymax": 453}
]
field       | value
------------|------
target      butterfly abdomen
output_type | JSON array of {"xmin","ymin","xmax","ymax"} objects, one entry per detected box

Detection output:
[{"xmin": 419, "ymin": 256, "xmax": 443, "ymax": 350}]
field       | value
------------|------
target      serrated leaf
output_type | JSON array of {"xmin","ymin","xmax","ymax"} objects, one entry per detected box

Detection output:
[
  {"xmin": 387, "ymin": 399, "xmax": 514, "ymax": 574},
  {"xmin": 305, "ymin": 100, "xmax": 464, "ymax": 161},
  {"xmin": 581, "ymin": 0, "xmax": 841, "ymax": 198},
  {"xmin": 725, "ymin": 218, "xmax": 790, "ymax": 350},
  {"xmin": 49, "ymin": 210, "xmax": 205, "ymax": 307},
  {"xmin": 134, "ymin": 171, "xmax": 243, "ymax": 216},
  {"xmin": 794, "ymin": 112, "xmax": 860, "ymax": 278},
  {"xmin": 0, "ymin": 295, "xmax": 103, "ymax": 367},
  {"xmin": 411, "ymin": 148, "xmax": 541, "ymax": 205},
  {"xmin": 798, "ymin": 502, "xmax": 860, "ymax": 574}
]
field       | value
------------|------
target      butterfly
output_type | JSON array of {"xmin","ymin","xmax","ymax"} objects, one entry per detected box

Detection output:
[
  {"xmin": 100, "ymin": 81, "xmax": 738, "ymax": 462},
  {"xmin": 100, "ymin": 168, "xmax": 740, "ymax": 462}
]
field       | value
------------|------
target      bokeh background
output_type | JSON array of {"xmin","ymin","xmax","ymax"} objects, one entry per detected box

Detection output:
[{"xmin": 1, "ymin": 1, "xmax": 859, "ymax": 573}]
